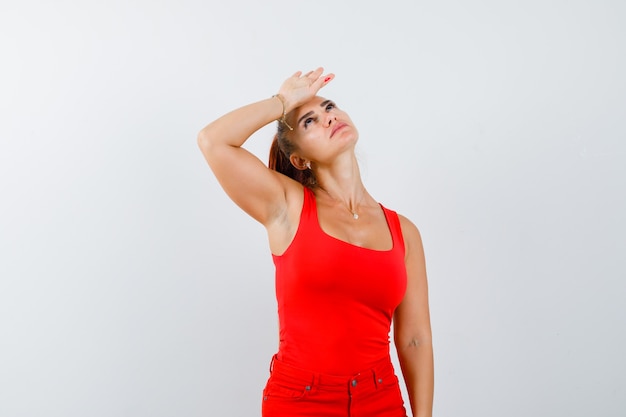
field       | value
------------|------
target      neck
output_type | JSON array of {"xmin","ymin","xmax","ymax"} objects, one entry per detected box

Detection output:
[{"xmin": 315, "ymin": 153, "xmax": 367, "ymax": 214}]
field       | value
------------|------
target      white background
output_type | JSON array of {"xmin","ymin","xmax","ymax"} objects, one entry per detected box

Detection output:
[{"xmin": 1, "ymin": 1, "xmax": 625, "ymax": 416}]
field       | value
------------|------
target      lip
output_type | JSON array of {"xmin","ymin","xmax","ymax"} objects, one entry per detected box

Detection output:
[{"xmin": 330, "ymin": 122, "xmax": 348, "ymax": 138}]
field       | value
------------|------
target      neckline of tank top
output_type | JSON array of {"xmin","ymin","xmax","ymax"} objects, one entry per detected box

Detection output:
[{"xmin": 309, "ymin": 188, "xmax": 396, "ymax": 253}]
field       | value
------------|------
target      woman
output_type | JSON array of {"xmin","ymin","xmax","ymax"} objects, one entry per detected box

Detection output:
[{"xmin": 198, "ymin": 68, "xmax": 433, "ymax": 417}]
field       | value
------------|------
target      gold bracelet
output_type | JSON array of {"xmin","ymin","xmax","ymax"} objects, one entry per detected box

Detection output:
[{"xmin": 272, "ymin": 94, "xmax": 293, "ymax": 131}]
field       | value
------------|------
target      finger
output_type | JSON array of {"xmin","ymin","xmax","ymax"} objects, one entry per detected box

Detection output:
[
  {"xmin": 313, "ymin": 73, "xmax": 334, "ymax": 90},
  {"xmin": 309, "ymin": 67, "xmax": 324, "ymax": 80},
  {"xmin": 291, "ymin": 71, "xmax": 302, "ymax": 78}
]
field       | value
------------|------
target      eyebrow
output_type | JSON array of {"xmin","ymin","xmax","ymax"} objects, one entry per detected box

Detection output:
[{"xmin": 297, "ymin": 100, "xmax": 334, "ymax": 126}]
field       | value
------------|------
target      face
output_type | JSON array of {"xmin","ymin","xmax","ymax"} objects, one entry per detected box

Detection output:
[{"xmin": 287, "ymin": 96, "xmax": 358, "ymax": 166}]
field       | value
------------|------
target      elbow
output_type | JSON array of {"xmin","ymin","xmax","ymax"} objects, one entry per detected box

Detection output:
[
  {"xmin": 406, "ymin": 336, "xmax": 432, "ymax": 350},
  {"xmin": 197, "ymin": 129, "xmax": 208, "ymax": 149},
  {"xmin": 197, "ymin": 128, "xmax": 214, "ymax": 153},
  {"xmin": 395, "ymin": 333, "xmax": 433, "ymax": 352}
]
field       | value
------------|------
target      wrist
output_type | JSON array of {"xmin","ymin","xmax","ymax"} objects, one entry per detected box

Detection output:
[{"xmin": 271, "ymin": 94, "xmax": 293, "ymax": 131}]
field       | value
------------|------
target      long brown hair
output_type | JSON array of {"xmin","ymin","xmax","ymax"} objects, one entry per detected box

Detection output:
[{"xmin": 268, "ymin": 121, "xmax": 317, "ymax": 188}]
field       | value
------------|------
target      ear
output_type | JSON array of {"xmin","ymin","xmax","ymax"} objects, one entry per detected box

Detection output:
[{"xmin": 289, "ymin": 154, "xmax": 310, "ymax": 171}]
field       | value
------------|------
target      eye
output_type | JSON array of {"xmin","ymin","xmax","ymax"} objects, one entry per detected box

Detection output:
[
  {"xmin": 325, "ymin": 102, "xmax": 336, "ymax": 111},
  {"xmin": 303, "ymin": 116, "xmax": 317, "ymax": 128}
]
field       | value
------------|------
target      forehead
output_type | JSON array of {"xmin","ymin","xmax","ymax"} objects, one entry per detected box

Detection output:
[
  {"xmin": 307, "ymin": 95, "xmax": 328, "ymax": 105},
  {"xmin": 294, "ymin": 96, "xmax": 329, "ymax": 115}
]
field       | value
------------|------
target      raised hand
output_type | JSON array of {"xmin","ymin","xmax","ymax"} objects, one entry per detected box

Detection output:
[{"xmin": 277, "ymin": 67, "xmax": 334, "ymax": 113}]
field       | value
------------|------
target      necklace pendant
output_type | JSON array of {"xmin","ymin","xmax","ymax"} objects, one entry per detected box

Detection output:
[{"xmin": 352, "ymin": 212, "xmax": 359, "ymax": 220}]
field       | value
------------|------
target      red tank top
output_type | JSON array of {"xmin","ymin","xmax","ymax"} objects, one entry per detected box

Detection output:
[{"xmin": 272, "ymin": 187, "xmax": 407, "ymax": 375}]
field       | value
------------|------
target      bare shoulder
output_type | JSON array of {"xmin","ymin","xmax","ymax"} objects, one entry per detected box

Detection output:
[
  {"xmin": 397, "ymin": 214, "xmax": 424, "ymax": 251},
  {"xmin": 396, "ymin": 214, "xmax": 428, "ymax": 288}
]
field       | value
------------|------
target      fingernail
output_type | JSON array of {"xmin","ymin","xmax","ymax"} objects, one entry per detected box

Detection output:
[{"xmin": 324, "ymin": 76, "xmax": 331, "ymax": 83}]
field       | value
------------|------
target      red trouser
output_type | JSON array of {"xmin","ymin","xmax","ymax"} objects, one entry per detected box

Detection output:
[{"xmin": 262, "ymin": 355, "xmax": 407, "ymax": 417}]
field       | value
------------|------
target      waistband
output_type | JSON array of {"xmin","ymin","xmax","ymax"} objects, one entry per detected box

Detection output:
[{"xmin": 268, "ymin": 355, "xmax": 397, "ymax": 392}]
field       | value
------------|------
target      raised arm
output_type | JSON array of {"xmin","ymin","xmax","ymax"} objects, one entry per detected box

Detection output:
[
  {"xmin": 394, "ymin": 215, "xmax": 434, "ymax": 417},
  {"xmin": 197, "ymin": 68, "xmax": 333, "ymax": 226}
]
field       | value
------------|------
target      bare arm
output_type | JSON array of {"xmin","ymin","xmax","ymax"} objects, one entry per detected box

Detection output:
[
  {"xmin": 197, "ymin": 68, "xmax": 333, "ymax": 226},
  {"xmin": 394, "ymin": 215, "xmax": 434, "ymax": 417},
  {"xmin": 197, "ymin": 96, "xmax": 290, "ymax": 225}
]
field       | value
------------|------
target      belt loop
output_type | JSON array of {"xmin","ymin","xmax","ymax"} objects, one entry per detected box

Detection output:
[{"xmin": 372, "ymin": 364, "xmax": 386, "ymax": 389}]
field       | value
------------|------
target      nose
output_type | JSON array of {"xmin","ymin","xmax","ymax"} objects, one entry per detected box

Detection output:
[{"xmin": 326, "ymin": 115, "xmax": 336, "ymax": 127}]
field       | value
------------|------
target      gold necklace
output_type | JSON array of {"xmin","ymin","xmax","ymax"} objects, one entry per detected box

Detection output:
[{"xmin": 320, "ymin": 187, "xmax": 366, "ymax": 220}]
